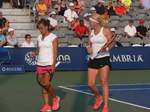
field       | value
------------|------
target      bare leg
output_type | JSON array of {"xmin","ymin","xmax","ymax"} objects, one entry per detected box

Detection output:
[
  {"xmin": 87, "ymin": 68, "xmax": 100, "ymax": 99},
  {"xmin": 99, "ymin": 65, "xmax": 110, "ymax": 106}
]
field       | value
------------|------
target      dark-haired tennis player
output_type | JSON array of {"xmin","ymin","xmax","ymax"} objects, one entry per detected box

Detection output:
[
  {"xmin": 86, "ymin": 14, "xmax": 115, "ymax": 112},
  {"xmin": 31, "ymin": 18, "xmax": 60, "ymax": 112}
]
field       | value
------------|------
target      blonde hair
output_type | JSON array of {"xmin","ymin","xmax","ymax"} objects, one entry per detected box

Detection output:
[{"xmin": 90, "ymin": 14, "xmax": 108, "ymax": 28}]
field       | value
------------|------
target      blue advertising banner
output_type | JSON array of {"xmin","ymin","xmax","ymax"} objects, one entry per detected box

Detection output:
[
  {"xmin": 4, "ymin": 47, "xmax": 150, "ymax": 71},
  {"xmin": 110, "ymin": 47, "xmax": 150, "ymax": 69}
]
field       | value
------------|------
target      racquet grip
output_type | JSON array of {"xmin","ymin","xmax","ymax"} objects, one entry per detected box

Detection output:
[{"xmin": 55, "ymin": 61, "xmax": 61, "ymax": 67}]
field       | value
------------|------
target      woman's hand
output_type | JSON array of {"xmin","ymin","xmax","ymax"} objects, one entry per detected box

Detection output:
[
  {"xmin": 30, "ymin": 52, "xmax": 36, "ymax": 58},
  {"xmin": 87, "ymin": 47, "xmax": 93, "ymax": 54},
  {"xmin": 50, "ymin": 64, "xmax": 56, "ymax": 74}
]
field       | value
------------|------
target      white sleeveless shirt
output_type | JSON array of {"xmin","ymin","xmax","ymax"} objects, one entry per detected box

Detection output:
[
  {"xmin": 37, "ymin": 33, "xmax": 57, "ymax": 66},
  {"xmin": 90, "ymin": 27, "xmax": 110, "ymax": 59}
]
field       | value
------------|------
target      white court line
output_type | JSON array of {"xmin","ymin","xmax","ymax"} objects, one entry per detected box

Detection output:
[{"xmin": 59, "ymin": 85, "xmax": 150, "ymax": 110}]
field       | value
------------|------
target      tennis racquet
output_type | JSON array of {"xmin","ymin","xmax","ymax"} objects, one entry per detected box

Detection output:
[
  {"xmin": 90, "ymin": 35, "xmax": 116, "ymax": 60},
  {"xmin": 37, "ymin": 61, "xmax": 61, "ymax": 87}
]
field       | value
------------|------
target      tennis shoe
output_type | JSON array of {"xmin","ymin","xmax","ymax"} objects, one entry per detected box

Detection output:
[
  {"xmin": 52, "ymin": 96, "xmax": 60, "ymax": 110},
  {"xmin": 93, "ymin": 95, "xmax": 103, "ymax": 109},
  {"xmin": 102, "ymin": 106, "xmax": 109, "ymax": 112},
  {"xmin": 40, "ymin": 104, "xmax": 51, "ymax": 112}
]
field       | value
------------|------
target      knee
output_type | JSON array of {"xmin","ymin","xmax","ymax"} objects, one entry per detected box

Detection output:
[
  {"xmin": 88, "ymin": 83, "xmax": 95, "ymax": 89},
  {"xmin": 100, "ymin": 80, "xmax": 108, "ymax": 88}
]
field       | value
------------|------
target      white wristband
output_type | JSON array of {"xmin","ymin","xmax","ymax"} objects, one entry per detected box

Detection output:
[
  {"xmin": 106, "ymin": 47, "xmax": 109, "ymax": 51},
  {"xmin": 86, "ymin": 45, "xmax": 91, "ymax": 49}
]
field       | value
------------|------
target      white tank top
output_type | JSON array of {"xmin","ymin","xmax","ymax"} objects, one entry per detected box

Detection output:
[{"xmin": 90, "ymin": 27, "xmax": 110, "ymax": 58}]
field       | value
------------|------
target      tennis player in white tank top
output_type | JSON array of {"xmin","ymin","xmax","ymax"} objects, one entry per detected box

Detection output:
[{"xmin": 86, "ymin": 14, "xmax": 115, "ymax": 112}]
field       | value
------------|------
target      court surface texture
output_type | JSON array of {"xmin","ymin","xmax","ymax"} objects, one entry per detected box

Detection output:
[{"xmin": 0, "ymin": 69, "xmax": 150, "ymax": 112}]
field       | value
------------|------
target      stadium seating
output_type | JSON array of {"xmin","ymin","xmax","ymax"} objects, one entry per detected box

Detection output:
[{"xmin": 130, "ymin": 37, "xmax": 143, "ymax": 46}]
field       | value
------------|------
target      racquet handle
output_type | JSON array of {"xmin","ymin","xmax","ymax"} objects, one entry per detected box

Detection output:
[{"xmin": 55, "ymin": 61, "xmax": 61, "ymax": 67}]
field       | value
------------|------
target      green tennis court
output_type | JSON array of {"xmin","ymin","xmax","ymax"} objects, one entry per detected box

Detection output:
[{"xmin": 0, "ymin": 70, "xmax": 150, "ymax": 112}]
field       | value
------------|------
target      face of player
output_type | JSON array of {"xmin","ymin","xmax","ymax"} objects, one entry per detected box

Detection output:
[
  {"xmin": 38, "ymin": 23, "xmax": 49, "ymax": 35},
  {"xmin": 89, "ymin": 20, "xmax": 98, "ymax": 28}
]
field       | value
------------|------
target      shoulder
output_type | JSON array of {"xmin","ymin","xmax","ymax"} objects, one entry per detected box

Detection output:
[
  {"xmin": 103, "ymin": 27, "xmax": 111, "ymax": 35},
  {"xmin": 49, "ymin": 33, "xmax": 57, "ymax": 39},
  {"xmin": 37, "ymin": 34, "xmax": 42, "ymax": 40},
  {"xmin": 103, "ymin": 27, "xmax": 110, "ymax": 32}
]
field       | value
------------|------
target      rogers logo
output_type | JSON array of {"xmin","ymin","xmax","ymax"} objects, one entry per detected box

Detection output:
[{"xmin": 25, "ymin": 52, "xmax": 37, "ymax": 66}]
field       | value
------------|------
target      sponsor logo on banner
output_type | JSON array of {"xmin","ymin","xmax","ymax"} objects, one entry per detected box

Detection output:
[
  {"xmin": 0, "ymin": 65, "xmax": 25, "ymax": 74},
  {"xmin": 57, "ymin": 55, "xmax": 71, "ymax": 63},
  {"xmin": 25, "ymin": 52, "xmax": 38, "ymax": 66},
  {"xmin": 86, "ymin": 55, "xmax": 90, "ymax": 62},
  {"xmin": 2, "ymin": 66, "xmax": 22, "ymax": 72},
  {"xmin": 86, "ymin": 54, "xmax": 144, "ymax": 63},
  {"xmin": 110, "ymin": 55, "xmax": 144, "ymax": 62}
]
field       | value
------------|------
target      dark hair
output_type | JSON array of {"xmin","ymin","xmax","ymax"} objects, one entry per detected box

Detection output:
[
  {"xmin": 79, "ymin": 20, "xmax": 84, "ymax": 23},
  {"xmin": 2, "ymin": 20, "xmax": 9, "ymax": 27},
  {"xmin": 25, "ymin": 34, "xmax": 31, "ymax": 39},
  {"xmin": 37, "ymin": 18, "xmax": 50, "ymax": 31}
]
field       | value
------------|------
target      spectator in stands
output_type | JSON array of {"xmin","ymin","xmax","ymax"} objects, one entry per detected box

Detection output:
[
  {"xmin": 10, "ymin": 0, "xmax": 16, "ymax": 8},
  {"xmin": 47, "ymin": 11, "xmax": 60, "ymax": 31},
  {"xmin": 94, "ymin": 0, "xmax": 105, "ymax": 15},
  {"xmin": 43, "ymin": 0, "xmax": 52, "ymax": 8},
  {"xmin": 111, "ymin": 28, "xmax": 123, "ymax": 47},
  {"xmin": 0, "ymin": 0, "xmax": 2, "ymax": 8},
  {"xmin": 36, "ymin": 0, "xmax": 48, "ymax": 20},
  {"xmin": 75, "ymin": 20, "xmax": 88, "ymax": 40},
  {"xmin": 136, "ymin": 19, "xmax": 149, "ymax": 39},
  {"xmin": 140, "ymin": 0, "xmax": 150, "ymax": 10},
  {"xmin": 0, "ymin": 11, "xmax": 6, "ymax": 28},
  {"xmin": 84, "ymin": 13, "xmax": 91, "ymax": 29},
  {"xmin": 21, "ymin": 34, "xmax": 35, "ymax": 47},
  {"xmin": 106, "ymin": 1, "xmax": 116, "ymax": 16},
  {"xmin": 73, "ymin": 0, "xmax": 81, "ymax": 14},
  {"xmin": 10, "ymin": 0, "xmax": 25, "ymax": 8},
  {"xmin": 90, "ymin": 7, "xmax": 97, "ymax": 15},
  {"xmin": 57, "ymin": 0, "xmax": 68, "ymax": 16},
  {"xmin": 78, "ymin": 7, "xmax": 84, "ymax": 20},
  {"xmin": 115, "ymin": 0, "xmax": 126, "ymax": 16},
  {"xmin": 63, "ymin": 2, "xmax": 78, "ymax": 27},
  {"xmin": 121, "ymin": 0, "xmax": 134, "ymax": 16},
  {"xmin": 100, "ymin": 9, "xmax": 110, "ymax": 22},
  {"xmin": 1, "ymin": 20, "xmax": 11, "ymax": 36},
  {"xmin": 19, "ymin": 0, "xmax": 25, "ymax": 8},
  {"xmin": 77, "ymin": 0, "xmax": 85, "ymax": 8},
  {"xmin": 0, "ymin": 29, "xmax": 6, "ymax": 47},
  {"xmin": 124, "ymin": 19, "xmax": 137, "ymax": 39},
  {"xmin": 6, "ymin": 28, "xmax": 19, "ymax": 47}
]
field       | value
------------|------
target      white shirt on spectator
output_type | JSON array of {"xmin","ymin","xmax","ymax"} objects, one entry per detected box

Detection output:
[
  {"xmin": 124, "ymin": 25, "xmax": 137, "ymax": 36},
  {"xmin": 63, "ymin": 9, "xmax": 78, "ymax": 23},
  {"xmin": 22, "ymin": 41, "xmax": 35, "ymax": 47},
  {"xmin": 47, "ymin": 17, "xmax": 58, "ymax": 27}
]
